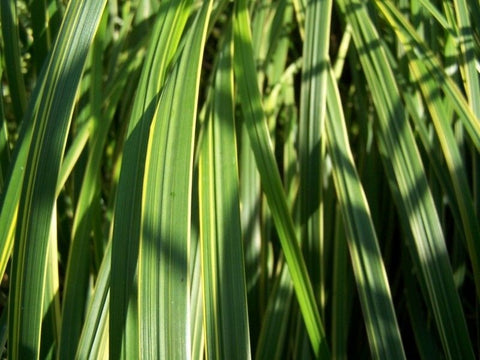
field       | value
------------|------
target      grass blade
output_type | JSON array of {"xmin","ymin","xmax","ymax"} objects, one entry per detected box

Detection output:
[
  {"xmin": 109, "ymin": 2, "xmax": 192, "ymax": 357},
  {"xmin": 76, "ymin": 241, "xmax": 111, "ymax": 360},
  {"xmin": 373, "ymin": 0, "xmax": 480, "ymax": 298},
  {"xmin": 57, "ymin": 12, "xmax": 110, "ymax": 359},
  {"xmin": 8, "ymin": 0, "xmax": 107, "ymax": 358},
  {"xmin": 337, "ymin": 0, "xmax": 475, "ymax": 356},
  {"xmin": 325, "ymin": 64, "xmax": 406, "ymax": 359},
  {"xmin": 298, "ymin": 0, "xmax": 332, "ymax": 307},
  {"xmin": 233, "ymin": 0, "xmax": 329, "ymax": 357},
  {"xmin": 373, "ymin": 0, "xmax": 480, "ymax": 152},
  {"xmin": 255, "ymin": 258, "xmax": 294, "ymax": 360},
  {"xmin": 138, "ymin": 1, "xmax": 212, "ymax": 357},
  {"xmin": 198, "ymin": 24, "xmax": 251, "ymax": 360}
]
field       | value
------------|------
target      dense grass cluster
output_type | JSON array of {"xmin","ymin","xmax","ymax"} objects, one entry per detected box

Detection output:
[{"xmin": 1, "ymin": 0, "xmax": 479, "ymax": 358}]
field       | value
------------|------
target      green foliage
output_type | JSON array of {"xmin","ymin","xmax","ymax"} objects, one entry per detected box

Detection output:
[{"xmin": 0, "ymin": 0, "xmax": 478, "ymax": 358}]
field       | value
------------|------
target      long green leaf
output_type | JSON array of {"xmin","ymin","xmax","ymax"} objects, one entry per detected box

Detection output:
[
  {"xmin": 337, "ymin": 0, "xmax": 475, "ymax": 357},
  {"xmin": 255, "ymin": 258, "xmax": 294, "ymax": 360},
  {"xmin": 233, "ymin": 0, "xmax": 329, "ymax": 357},
  {"xmin": 40, "ymin": 211, "xmax": 61, "ymax": 359},
  {"xmin": 8, "ymin": 0, "xmax": 107, "ymax": 358},
  {"xmin": 406, "ymin": 52, "xmax": 480, "ymax": 297},
  {"xmin": 298, "ymin": 0, "xmax": 332, "ymax": 303},
  {"xmin": 0, "ymin": 62, "xmax": 46, "ymax": 285},
  {"xmin": 373, "ymin": 0, "xmax": 480, "ymax": 298},
  {"xmin": 109, "ymin": 1, "xmax": 192, "ymax": 358},
  {"xmin": 138, "ymin": 1, "xmax": 212, "ymax": 357},
  {"xmin": 198, "ymin": 24, "xmax": 251, "ymax": 360},
  {"xmin": 58, "ymin": 11, "xmax": 109, "ymax": 359},
  {"xmin": 76, "ymin": 241, "xmax": 111, "ymax": 360},
  {"xmin": 325, "ymin": 64, "xmax": 405, "ymax": 359},
  {"xmin": 373, "ymin": 0, "xmax": 480, "ymax": 152}
]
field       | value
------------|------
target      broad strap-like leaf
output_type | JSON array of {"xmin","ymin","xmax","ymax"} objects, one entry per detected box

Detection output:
[
  {"xmin": 198, "ymin": 24, "xmax": 251, "ymax": 360},
  {"xmin": 8, "ymin": 0, "xmax": 107, "ymax": 358},
  {"xmin": 109, "ymin": 1, "xmax": 193, "ymax": 358},
  {"xmin": 138, "ymin": 1, "xmax": 212, "ymax": 358},
  {"xmin": 297, "ymin": 0, "xmax": 332, "ymax": 312},
  {"xmin": 57, "ymin": 12, "xmax": 110, "ymax": 359}
]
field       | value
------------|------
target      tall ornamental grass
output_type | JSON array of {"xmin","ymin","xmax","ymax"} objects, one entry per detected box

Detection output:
[{"xmin": 0, "ymin": 0, "xmax": 479, "ymax": 358}]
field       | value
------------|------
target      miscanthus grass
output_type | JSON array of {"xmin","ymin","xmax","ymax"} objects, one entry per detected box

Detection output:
[{"xmin": 0, "ymin": 0, "xmax": 479, "ymax": 358}]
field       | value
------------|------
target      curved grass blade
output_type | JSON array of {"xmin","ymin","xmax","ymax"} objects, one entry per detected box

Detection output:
[
  {"xmin": 8, "ymin": 0, "xmax": 107, "ymax": 358},
  {"xmin": 0, "ymin": 13, "xmax": 57, "ymax": 283},
  {"xmin": 0, "ymin": 66, "xmax": 46, "ymax": 286},
  {"xmin": 138, "ymin": 1, "xmax": 212, "ymax": 358},
  {"xmin": 325, "ymin": 64, "xmax": 406, "ymax": 359},
  {"xmin": 233, "ymin": 1, "xmax": 329, "ymax": 357},
  {"xmin": 57, "ymin": 12, "xmax": 109, "ymax": 359}
]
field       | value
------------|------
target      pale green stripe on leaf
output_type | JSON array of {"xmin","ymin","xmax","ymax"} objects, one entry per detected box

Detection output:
[
  {"xmin": 190, "ymin": 236, "xmax": 205, "ymax": 360},
  {"xmin": 58, "ymin": 11, "xmax": 110, "ymax": 359}
]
